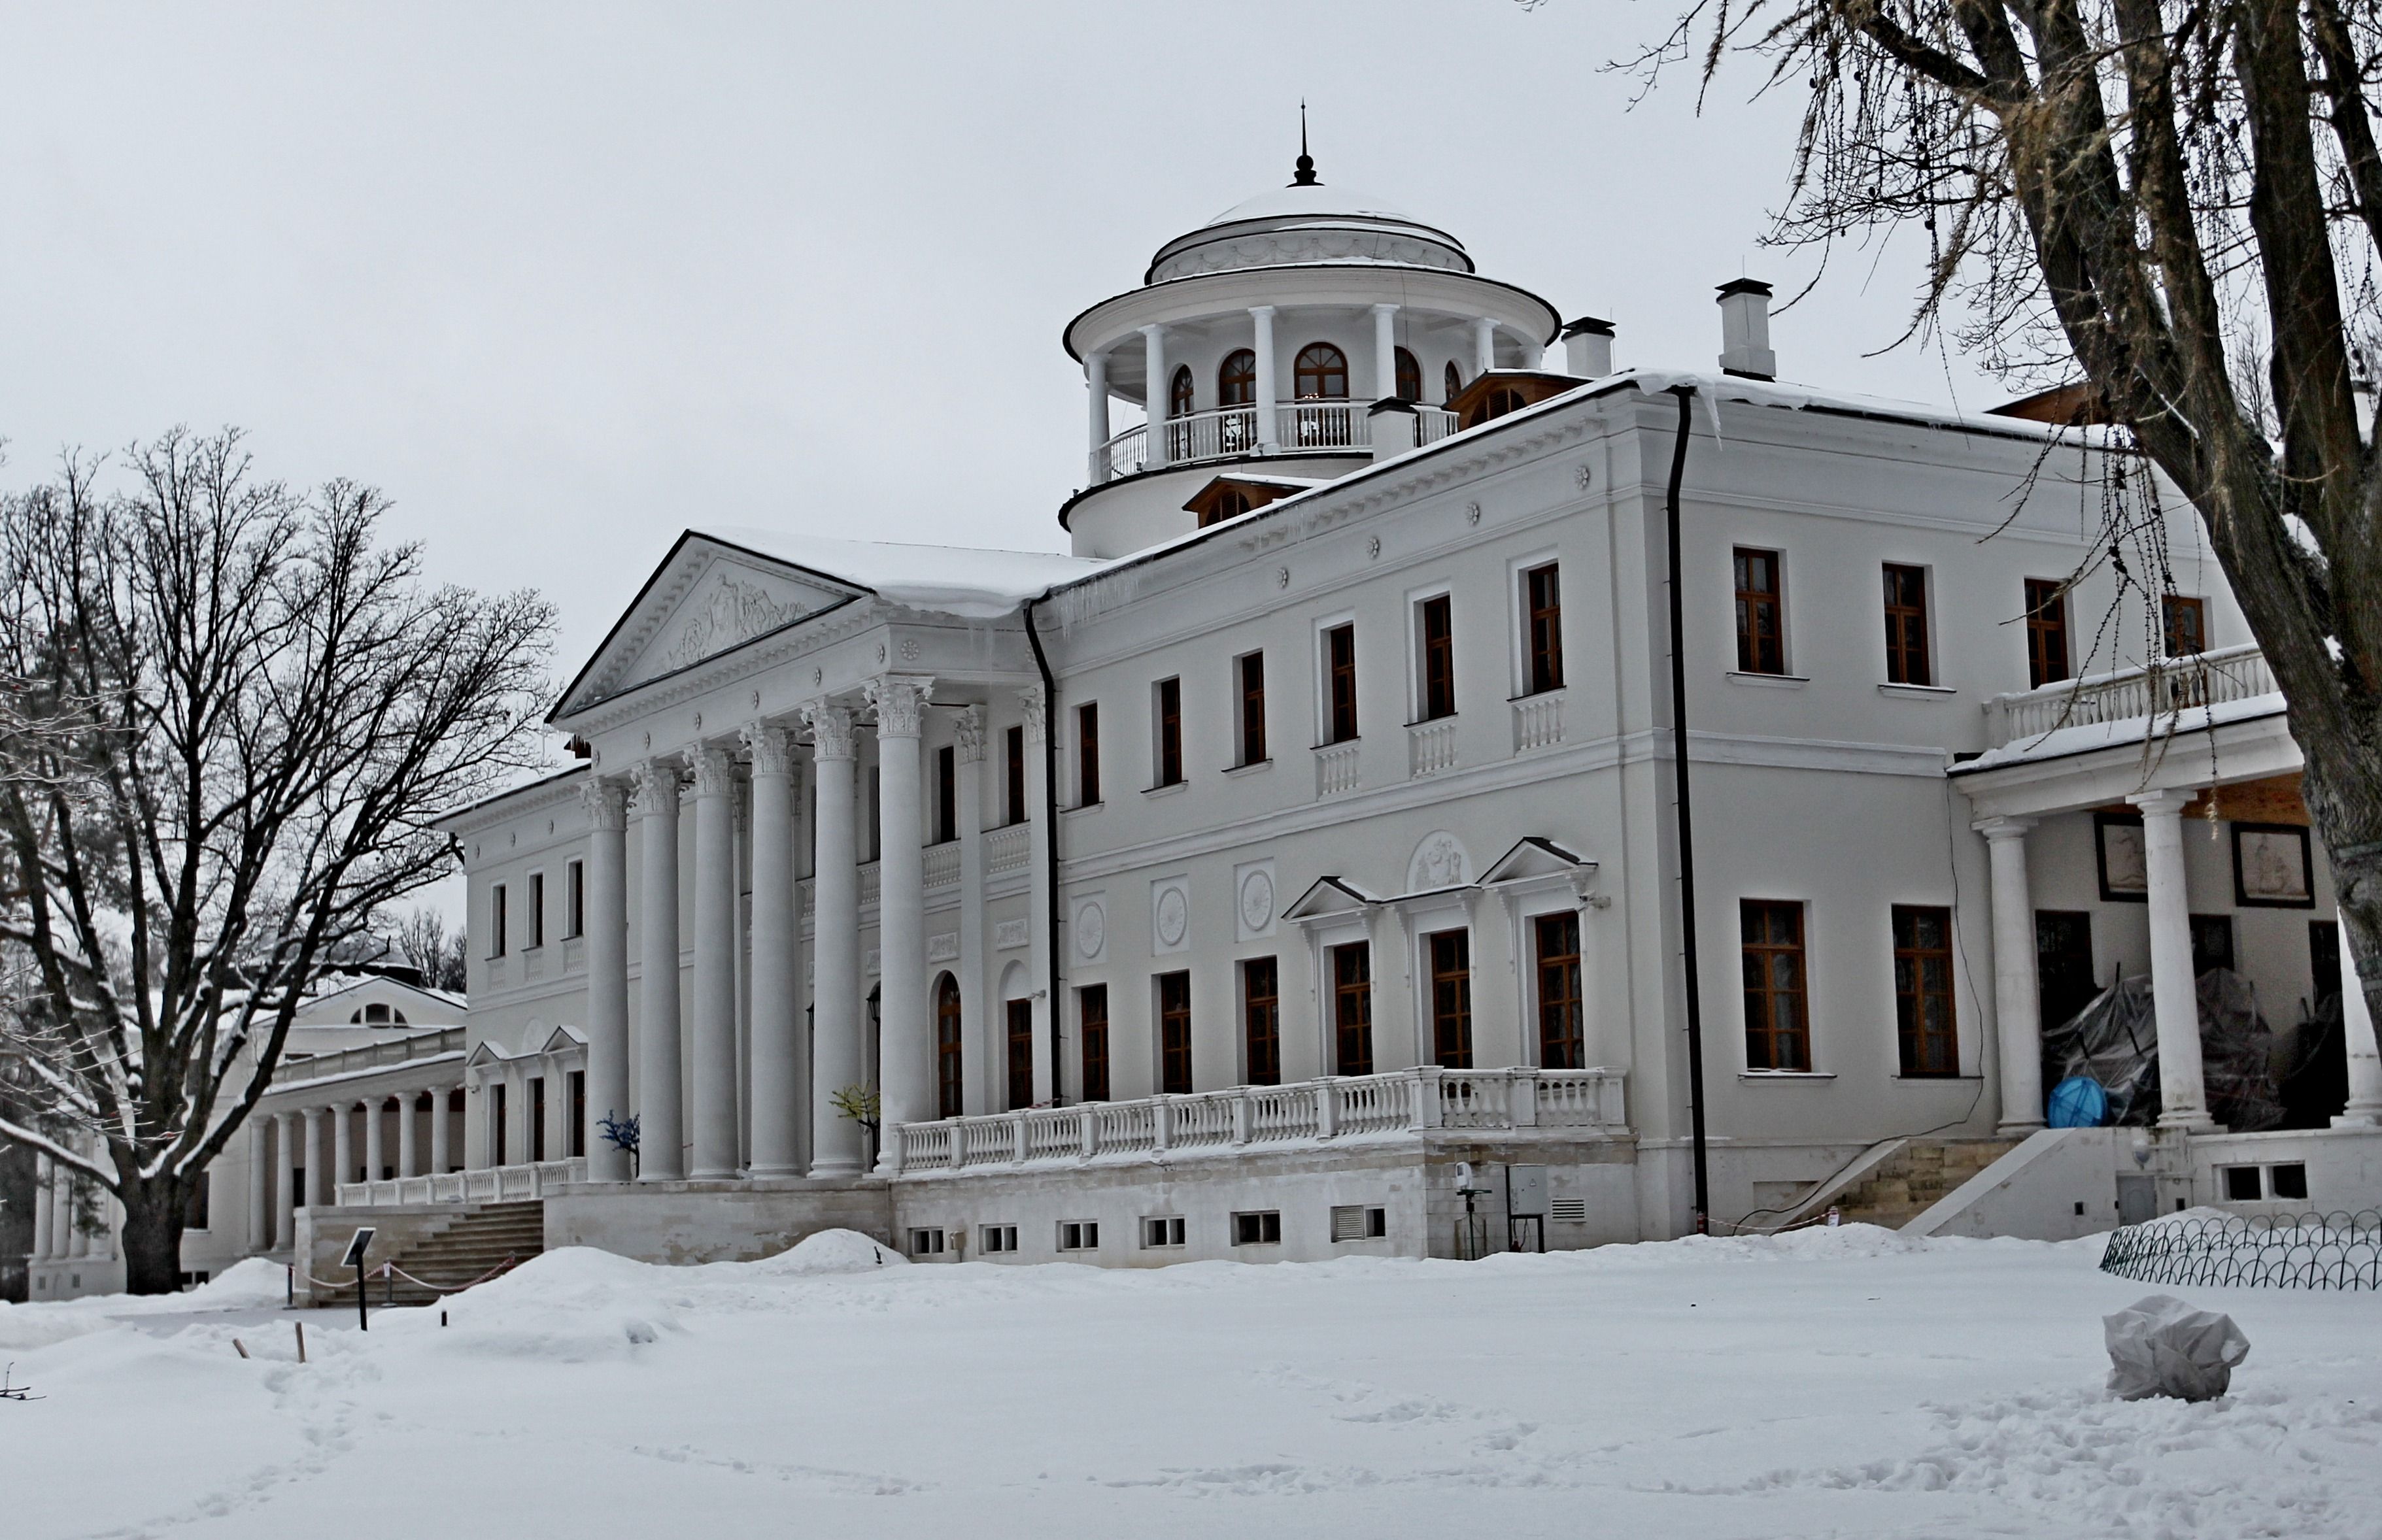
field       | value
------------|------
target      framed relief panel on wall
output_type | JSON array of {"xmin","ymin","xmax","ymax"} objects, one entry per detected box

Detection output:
[
  {"xmin": 2095, "ymin": 812, "xmax": 2149, "ymax": 903},
  {"xmin": 2232, "ymin": 822, "xmax": 2314, "ymax": 908}
]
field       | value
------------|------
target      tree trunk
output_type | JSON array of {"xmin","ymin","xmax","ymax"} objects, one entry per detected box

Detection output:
[{"xmin": 118, "ymin": 1183, "xmax": 188, "ymax": 1297}]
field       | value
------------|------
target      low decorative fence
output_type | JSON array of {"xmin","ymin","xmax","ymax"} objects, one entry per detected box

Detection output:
[
  {"xmin": 338, "ymin": 1158, "xmax": 585, "ymax": 1209},
  {"xmin": 2099, "ymin": 1210, "xmax": 2382, "ymax": 1291}
]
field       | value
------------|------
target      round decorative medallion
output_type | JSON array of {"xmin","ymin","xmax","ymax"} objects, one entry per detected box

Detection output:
[
  {"xmin": 813, "ymin": 667, "xmax": 823, "ymax": 687},
  {"xmin": 1576, "ymin": 465, "xmax": 1593, "ymax": 490},
  {"xmin": 902, "ymin": 639, "xmax": 921, "ymax": 661},
  {"xmin": 1238, "ymin": 869, "xmax": 1276, "ymax": 933},
  {"xmin": 1155, "ymin": 886, "xmax": 1189, "ymax": 948},
  {"xmin": 692, "ymin": 712, "xmax": 702, "ymax": 730},
  {"xmin": 1367, "ymin": 535, "xmax": 1382, "ymax": 560},
  {"xmin": 1276, "ymin": 565, "xmax": 1290, "ymax": 590},
  {"xmin": 876, "ymin": 643, "xmax": 887, "ymax": 665},
  {"xmin": 1076, "ymin": 903, "xmax": 1105, "ymax": 958},
  {"xmin": 642, "ymin": 731, "xmax": 652, "ymax": 751},
  {"xmin": 751, "ymin": 690, "xmax": 761, "ymax": 709},
  {"xmin": 1466, "ymin": 500, "xmax": 1482, "ymax": 526}
]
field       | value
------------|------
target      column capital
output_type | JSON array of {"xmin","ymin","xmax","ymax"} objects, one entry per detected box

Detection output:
[
  {"xmin": 629, "ymin": 758, "xmax": 683, "ymax": 814},
  {"xmin": 689, "ymin": 744, "xmax": 737, "ymax": 798},
  {"xmin": 953, "ymin": 704, "xmax": 987, "ymax": 765},
  {"xmin": 802, "ymin": 699, "xmax": 857, "ymax": 760},
  {"xmin": 1975, "ymin": 814, "xmax": 2037, "ymax": 841},
  {"xmin": 741, "ymin": 722, "xmax": 795, "ymax": 778},
  {"xmin": 2128, "ymin": 788, "xmax": 2196, "ymax": 816},
  {"xmin": 1248, "ymin": 303, "xmax": 1276, "ymax": 318},
  {"xmin": 1370, "ymin": 302, "xmax": 1399, "ymax": 317},
  {"xmin": 1019, "ymin": 684, "xmax": 1047, "ymax": 741},
  {"xmin": 1139, "ymin": 321, "xmax": 1166, "ymax": 341},
  {"xmin": 865, "ymin": 675, "xmax": 936, "ymax": 739},
  {"xmin": 579, "ymin": 775, "xmax": 630, "ymax": 831}
]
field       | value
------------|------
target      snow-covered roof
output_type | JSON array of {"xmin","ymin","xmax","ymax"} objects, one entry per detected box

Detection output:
[
  {"xmin": 694, "ymin": 529, "xmax": 1104, "ymax": 621},
  {"xmin": 1201, "ymin": 183, "xmax": 1422, "ymax": 229},
  {"xmin": 1950, "ymin": 692, "xmax": 2288, "ymax": 776}
]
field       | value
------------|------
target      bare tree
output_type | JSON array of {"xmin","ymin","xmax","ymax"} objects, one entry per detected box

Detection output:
[
  {"xmin": 389, "ymin": 906, "xmax": 469, "ymax": 993},
  {"xmin": 0, "ymin": 429, "xmax": 552, "ymax": 1292},
  {"xmin": 1639, "ymin": 2, "xmax": 2382, "ymax": 1041}
]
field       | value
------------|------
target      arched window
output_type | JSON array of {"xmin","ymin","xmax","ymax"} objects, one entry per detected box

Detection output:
[
  {"xmin": 1294, "ymin": 344, "xmax": 1349, "ymax": 399},
  {"xmin": 935, "ymin": 974, "xmax": 964, "ymax": 1118},
  {"xmin": 1169, "ymin": 365, "xmax": 1195, "ymax": 419},
  {"xmin": 350, "ymin": 1002, "xmax": 405, "ymax": 1025},
  {"xmin": 1199, "ymin": 489, "xmax": 1253, "ymax": 529},
  {"xmin": 1395, "ymin": 347, "xmax": 1421, "ymax": 403},
  {"xmin": 1217, "ymin": 350, "xmax": 1256, "ymax": 407},
  {"xmin": 1465, "ymin": 386, "xmax": 1531, "ymax": 429},
  {"xmin": 1444, "ymin": 360, "xmax": 1465, "ymax": 404}
]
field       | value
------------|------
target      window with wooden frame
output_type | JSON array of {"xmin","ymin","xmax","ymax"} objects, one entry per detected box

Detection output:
[
  {"xmin": 1733, "ymin": 548, "xmax": 1786, "ymax": 675},
  {"xmin": 936, "ymin": 745, "xmax": 958, "ymax": 845},
  {"xmin": 1153, "ymin": 677, "xmax": 1183, "ymax": 788},
  {"xmin": 1324, "ymin": 623, "xmax": 1358, "ymax": 744},
  {"xmin": 1535, "ymin": 911, "xmax": 1584, "ymax": 1069},
  {"xmin": 1168, "ymin": 364, "xmax": 1195, "ymax": 419},
  {"xmin": 569, "ymin": 1070, "xmax": 586, "ymax": 1158},
  {"xmin": 2024, "ymin": 578, "xmax": 2071, "ymax": 688},
  {"xmin": 1005, "ymin": 725, "xmax": 1027, "ymax": 825},
  {"xmin": 1006, "ymin": 997, "xmax": 1034, "ymax": 1111},
  {"xmin": 1242, "ymin": 956, "xmax": 1280, "ymax": 1086},
  {"xmin": 1416, "ymin": 594, "xmax": 1455, "ymax": 721},
  {"xmin": 1882, "ymin": 563, "xmax": 1933, "ymax": 685},
  {"xmin": 1523, "ymin": 562, "xmax": 1564, "ymax": 695},
  {"xmin": 1332, "ymin": 941, "xmax": 1373, "ymax": 1076},
  {"xmin": 1294, "ymin": 343, "xmax": 1348, "ymax": 399},
  {"xmin": 1427, "ymin": 929, "xmax": 1473, "ymax": 1069},
  {"xmin": 1891, "ymin": 906, "xmax": 1958, "ymax": 1077},
  {"xmin": 1217, "ymin": 350, "xmax": 1256, "ymax": 407},
  {"xmin": 566, "ymin": 860, "xmax": 585, "ymax": 939},
  {"xmin": 489, "ymin": 883, "xmax": 507, "ymax": 958},
  {"xmin": 935, "ymin": 975, "xmax": 965, "ymax": 1117},
  {"xmin": 1076, "ymin": 701, "xmax": 1101, "ymax": 807},
  {"xmin": 1157, "ymin": 971, "xmax": 1193, "ymax": 1094},
  {"xmin": 1442, "ymin": 360, "xmax": 1463, "ymax": 403},
  {"xmin": 2163, "ymin": 594, "xmax": 2207, "ymax": 656},
  {"xmin": 1741, "ymin": 900, "xmax": 1811, "ymax": 1071},
  {"xmin": 1198, "ymin": 489, "xmax": 1253, "ymax": 529},
  {"xmin": 1394, "ymin": 346, "xmax": 1421, "ymax": 403},
  {"xmin": 488, "ymin": 1082, "xmax": 507, "ymax": 1166},
  {"xmin": 1237, "ymin": 651, "xmax": 1268, "ymax": 766},
  {"xmin": 528, "ymin": 871, "xmax": 545, "ymax": 949},
  {"xmin": 1078, "ymin": 984, "xmax": 1110, "ymax": 1101}
]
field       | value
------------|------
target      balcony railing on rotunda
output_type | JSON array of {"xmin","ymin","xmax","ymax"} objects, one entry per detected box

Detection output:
[{"xmin": 1087, "ymin": 403, "xmax": 1462, "ymax": 484}]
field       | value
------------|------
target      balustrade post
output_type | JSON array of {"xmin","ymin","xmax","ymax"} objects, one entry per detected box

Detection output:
[
  {"xmin": 1011, "ymin": 1111, "xmax": 1029, "ymax": 1165},
  {"xmin": 1510, "ymin": 1068, "xmax": 1540, "ymax": 1128},
  {"xmin": 1317, "ymin": 1076, "xmax": 1338, "ymax": 1140},
  {"xmin": 1079, "ymin": 1107, "xmax": 1097, "ymax": 1161},
  {"xmin": 1412, "ymin": 1066, "xmax": 1445, "ymax": 1129},
  {"xmin": 1231, "ymin": 1089, "xmax": 1251, "ymax": 1145},
  {"xmin": 1153, "ymin": 1099, "xmax": 1171, "ymax": 1152}
]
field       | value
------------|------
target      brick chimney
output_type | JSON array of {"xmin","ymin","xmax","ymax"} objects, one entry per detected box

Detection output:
[{"xmin": 1716, "ymin": 279, "xmax": 1776, "ymax": 380}]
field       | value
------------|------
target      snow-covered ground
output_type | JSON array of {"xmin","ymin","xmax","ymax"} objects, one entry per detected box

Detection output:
[{"xmin": 3, "ymin": 1226, "xmax": 2373, "ymax": 1539}]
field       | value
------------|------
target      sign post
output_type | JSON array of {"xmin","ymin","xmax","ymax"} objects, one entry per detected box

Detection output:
[{"xmin": 340, "ymin": 1227, "xmax": 377, "ymax": 1332}]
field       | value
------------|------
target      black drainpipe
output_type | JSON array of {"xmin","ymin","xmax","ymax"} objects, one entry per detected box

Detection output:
[
  {"xmin": 1662, "ymin": 385, "xmax": 1712, "ymax": 1234},
  {"xmin": 1023, "ymin": 595, "xmax": 1065, "ymax": 1107}
]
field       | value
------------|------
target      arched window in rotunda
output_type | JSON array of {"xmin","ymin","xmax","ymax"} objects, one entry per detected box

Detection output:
[
  {"xmin": 1168, "ymin": 365, "xmax": 1195, "ymax": 419},
  {"xmin": 1217, "ymin": 350, "xmax": 1256, "ymax": 407},
  {"xmin": 1444, "ymin": 360, "xmax": 1464, "ymax": 404},
  {"xmin": 1294, "ymin": 344, "xmax": 1349, "ymax": 399},
  {"xmin": 1395, "ymin": 348, "xmax": 1422, "ymax": 403}
]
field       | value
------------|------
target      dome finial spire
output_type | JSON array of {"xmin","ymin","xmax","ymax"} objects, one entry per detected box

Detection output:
[{"xmin": 1291, "ymin": 101, "xmax": 1319, "ymax": 186}]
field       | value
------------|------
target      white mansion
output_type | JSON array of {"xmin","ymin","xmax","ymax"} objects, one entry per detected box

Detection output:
[{"xmin": 27, "ymin": 152, "xmax": 2382, "ymax": 1296}]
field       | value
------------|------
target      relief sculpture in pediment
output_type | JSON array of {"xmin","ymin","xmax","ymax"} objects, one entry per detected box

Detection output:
[{"xmin": 664, "ymin": 571, "xmax": 796, "ymax": 673}]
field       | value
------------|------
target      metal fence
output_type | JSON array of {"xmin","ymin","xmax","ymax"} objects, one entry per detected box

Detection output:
[{"xmin": 2099, "ymin": 1211, "xmax": 2382, "ymax": 1290}]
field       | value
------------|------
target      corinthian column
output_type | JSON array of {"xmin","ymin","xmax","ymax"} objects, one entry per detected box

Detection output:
[
  {"xmin": 581, "ymin": 775, "xmax": 633, "ymax": 1181},
  {"xmin": 634, "ymin": 758, "xmax": 687, "ymax": 1180},
  {"xmin": 745, "ymin": 722, "xmax": 803, "ymax": 1175},
  {"xmin": 868, "ymin": 674, "xmax": 934, "ymax": 1172},
  {"xmin": 689, "ymin": 745, "xmax": 741, "ymax": 1180},
  {"xmin": 804, "ymin": 701, "xmax": 864, "ymax": 1177},
  {"xmin": 955, "ymin": 706, "xmax": 988, "ymax": 1115},
  {"xmin": 1023, "ymin": 684, "xmax": 1054, "ymax": 1105}
]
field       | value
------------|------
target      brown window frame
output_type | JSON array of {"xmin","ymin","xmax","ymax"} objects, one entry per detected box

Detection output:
[
  {"xmin": 1157, "ymin": 971, "xmax": 1193, "ymax": 1094},
  {"xmin": 1153, "ymin": 677, "xmax": 1183, "ymax": 788},
  {"xmin": 1293, "ymin": 343, "xmax": 1349, "ymax": 399},
  {"xmin": 1882, "ymin": 563, "xmax": 1933, "ymax": 686},
  {"xmin": 935, "ymin": 744, "xmax": 958, "ymax": 845},
  {"xmin": 1078, "ymin": 984, "xmax": 1110, "ymax": 1102},
  {"xmin": 1534, "ymin": 911, "xmax": 1584, "ymax": 1069},
  {"xmin": 1242, "ymin": 956, "xmax": 1280, "ymax": 1086},
  {"xmin": 528, "ymin": 871, "xmax": 545, "ymax": 950},
  {"xmin": 1168, "ymin": 364, "xmax": 1195, "ymax": 419},
  {"xmin": 1005, "ymin": 996, "xmax": 1034, "ymax": 1111},
  {"xmin": 569, "ymin": 1069, "xmax": 586, "ymax": 1158},
  {"xmin": 489, "ymin": 883, "xmax": 507, "ymax": 959},
  {"xmin": 1005, "ymin": 725, "xmax": 1027, "ymax": 826},
  {"xmin": 1892, "ymin": 905, "xmax": 1958, "ymax": 1077},
  {"xmin": 1237, "ymin": 651, "xmax": 1267, "ymax": 767},
  {"xmin": 1198, "ymin": 489, "xmax": 1253, "ymax": 529},
  {"xmin": 1741, "ymin": 899, "xmax": 1812, "ymax": 1071},
  {"xmin": 1418, "ymin": 594, "xmax": 1455, "ymax": 722},
  {"xmin": 1427, "ymin": 928, "xmax": 1473, "ymax": 1069},
  {"xmin": 528, "ymin": 1077, "xmax": 547, "ymax": 1164},
  {"xmin": 1393, "ymin": 346, "xmax": 1421, "ymax": 403},
  {"xmin": 566, "ymin": 860, "xmax": 585, "ymax": 939},
  {"xmin": 1331, "ymin": 941, "xmax": 1373, "ymax": 1076},
  {"xmin": 1324, "ymin": 624, "xmax": 1358, "ymax": 745},
  {"xmin": 2024, "ymin": 578, "xmax": 2071, "ymax": 689},
  {"xmin": 1733, "ymin": 548, "xmax": 1786, "ymax": 675},
  {"xmin": 1523, "ymin": 563, "xmax": 1565, "ymax": 695},
  {"xmin": 2162, "ymin": 594, "xmax": 2207, "ymax": 657},
  {"xmin": 936, "ymin": 974, "xmax": 966, "ymax": 1118},
  {"xmin": 1217, "ymin": 350, "xmax": 1255, "ymax": 408},
  {"xmin": 1442, "ymin": 360, "xmax": 1463, "ymax": 404},
  {"xmin": 1076, "ymin": 701, "xmax": 1100, "ymax": 807}
]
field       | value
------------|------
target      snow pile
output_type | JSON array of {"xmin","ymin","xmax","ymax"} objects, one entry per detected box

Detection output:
[{"xmin": 747, "ymin": 1227, "xmax": 907, "ymax": 1276}]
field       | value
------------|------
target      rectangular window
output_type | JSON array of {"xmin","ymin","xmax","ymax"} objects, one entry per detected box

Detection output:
[
  {"xmin": 1076, "ymin": 701, "xmax": 1101, "ymax": 807},
  {"xmin": 1078, "ymin": 984, "xmax": 1110, "ymax": 1101},
  {"xmin": 868, "ymin": 766, "xmax": 881, "ymax": 862},
  {"xmin": 568, "ymin": 1069, "xmax": 586, "ymax": 1158},
  {"xmin": 1882, "ymin": 563, "xmax": 1931, "ymax": 685},
  {"xmin": 1524, "ymin": 563, "xmax": 1564, "ymax": 694},
  {"xmin": 1332, "ymin": 941, "xmax": 1373, "ymax": 1076},
  {"xmin": 2035, "ymin": 910, "xmax": 2097, "ymax": 1034},
  {"xmin": 1330, "ymin": 1205, "xmax": 1387, "ymax": 1243},
  {"xmin": 1242, "ymin": 956, "xmax": 1280, "ymax": 1086},
  {"xmin": 2222, "ymin": 1166, "xmax": 2263, "ymax": 1202},
  {"xmin": 528, "ymin": 871, "xmax": 545, "ymax": 949},
  {"xmin": 979, "ymin": 1224, "xmax": 1019, "ymax": 1253},
  {"xmin": 1325, "ymin": 623, "xmax": 1359, "ymax": 744},
  {"xmin": 907, "ymin": 1228, "xmax": 946, "ymax": 1257},
  {"xmin": 1006, "ymin": 997, "xmax": 1035, "ymax": 1111},
  {"xmin": 1418, "ymin": 594, "xmax": 1455, "ymax": 721},
  {"xmin": 1427, "ymin": 929, "xmax": 1472, "ymax": 1069},
  {"xmin": 490, "ymin": 1082, "xmax": 507, "ymax": 1163},
  {"xmin": 1153, "ymin": 678, "xmax": 1183, "ymax": 788},
  {"xmin": 566, "ymin": 860, "xmax": 585, "ymax": 939},
  {"xmin": 936, "ymin": 745, "xmax": 957, "ymax": 845},
  {"xmin": 529, "ymin": 1077, "xmax": 547, "ymax": 1163},
  {"xmin": 1237, "ymin": 651, "xmax": 1268, "ymax": 766},
  {"xmin": 1141, "ymin": 1215, "xmax": 1186, "ymax": 1249},
  {"xmin": 1741, "ymin": 900, "xmax": 1811, "ymax": 1071},
  {"xmin": 1733, "ymin": 548, "xmax": 1785, "ymax": 674},
  {"xmin": 2271, "ymin": 1163, "xmax": 2309, "ymax": 1201},
  {"xmin": 2312, "ymin": 919, "xmax": 2343, "ymax": 1005},
  {"xmin": 1057, "ymin": 1220, "xmax": 1099, "ymax": 1252},
  {"xmin": 2024, "ymin": 578, "xmax": 2071, "ymax": 688},
  {"xmin": 1535, "ymin": 911, "xmax": 1584, "ymax": 1069},
  {"xmin": 1157, "ymin": 970, "xmax": 1193, "ymax": 1094},
  {"xmin": 2191, "ymin": 914, "xmax": 2236, "ymax": 977},
  {"xmin": 1231, "ymin": 1211, "xmax": 1283, "ymax": 1246},
  {"xmin": 1005, "ymin": 725, "xmax": 1027, "ymax": 825},
  {"xmin": 2163, "ymin": 594, "xmax": 2208, "ymax": 656},
  {"xmin": 1892, "ymin": 905, "xmax": 1958, "ymax": 1077},
  {"xmin": 490, "ymin": 884, "xmax": 507, "ymax": 958}
]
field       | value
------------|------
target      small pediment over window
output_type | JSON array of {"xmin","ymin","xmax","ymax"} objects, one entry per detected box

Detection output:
[{"xmin": 1284, "ymin": 875, "xmax": 1380, "ymax": 923}]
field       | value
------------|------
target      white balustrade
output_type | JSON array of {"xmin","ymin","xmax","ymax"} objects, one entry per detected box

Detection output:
[
  {"xmin": 1982, "ymin": 643, "xmax": 2275, "ymax": 748},
  {"xmin": 1512, "ymin": 692, "xmax": 1565, "ymax": 753},
  {"xmin": 1314, "ymin": 742, "xmax": 1360, "ymax": 798},
  {"xmin": 923, "ymin": 841, "xmax": 961, "ymax": 890},
  {"xmin": 858, "ymin": 861, "xmax": 881, "ymax": 909},
  {"xmin": 985, "ymin": 825, "xmax": 1030, "ymax": 875},
  {"xmin": 1089, "ymin": 401, "xmax": 1390, "ymax": 486},
  {"xmin": 1089, "ymin": 424, "xmax": 1149, "ymax": 484},
  {"xmin": 1278, "ymin": 401, "xmax": 1363, "ymax": 450},
  {"xmin": 1409, "ymin": 718, "xmax": 1458, "ymax": 778},
  {"xmin": 1416, "ymin": 407, "xmax": 1459, "ymax": 444},
  {"xmin": 1163, "ymin": 405, "xmax": 1261, "ymax": 463},
  {"xmin": 339, "ymin": 1157, "xmax": 586, "ymax": 1209}
]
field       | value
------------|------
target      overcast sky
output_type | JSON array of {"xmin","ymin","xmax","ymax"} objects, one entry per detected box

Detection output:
[{"xmin": 2, "ymin": 1, "xmax": 2007, "ymax": 684}]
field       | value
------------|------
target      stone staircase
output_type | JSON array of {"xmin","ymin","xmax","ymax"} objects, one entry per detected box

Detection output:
[
  {"xmin": 316, "ymin": 1201, "xmax": 545, "ymax": 1308},
  {"xmin": 1829, "ymin": 1140, "xmax": 2024, "ymax": 1230}
]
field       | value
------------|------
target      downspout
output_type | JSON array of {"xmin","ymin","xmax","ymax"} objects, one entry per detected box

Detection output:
[
  {"xmin": 1023, "ymin": 596, "xmax": 1066, "ymax": 1107},
  {"xmin": 1662, "ymin": 385, "xmax": 1712, "ymax": 1233}
]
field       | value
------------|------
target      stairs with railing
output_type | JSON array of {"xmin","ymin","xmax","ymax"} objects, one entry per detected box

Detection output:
[{"xmin": 314, "ymin": 1201, "xmax": 546, "ymax": 1308}]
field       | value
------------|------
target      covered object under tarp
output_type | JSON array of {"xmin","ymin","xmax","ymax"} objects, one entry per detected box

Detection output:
[{"xmin": 2041, "ymin": 969, "xmax": 2288, "ymax": 1130}]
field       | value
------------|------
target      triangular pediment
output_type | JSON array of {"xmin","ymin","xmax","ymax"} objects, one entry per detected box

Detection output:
[
  {"xmin": 1284, "ymin": 875, "xmax": 1379, "ymax": 922},
  {"xmin": 1481, "ymin": 837, "xmax": 1595, "ymax": 886},
  {"xmin": 553, "ymin": 533, "xmax": 868, "ymax": 719},
  {"xmin": 537, "ymin": 1024, "xmax": 587, "ymax": 1054}
]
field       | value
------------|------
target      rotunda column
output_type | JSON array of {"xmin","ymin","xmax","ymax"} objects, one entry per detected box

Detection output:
[
  {"xmin": 1251, "ymin": 306, "xmax": 1279, "ymax": 452},
  {"xmin": 1372, "ymin": 304, "xmax": 1399, "ymax": 400},
  {"xmin": 332, "ymin": 1101, "xmax": 355, "ymax": 1194},
  {"xmin": 32, "ymin": 1153, "xmax": 54, "ymax": 1262},
  {"xmin": 1085, "ymin": 351, "xmax": 1111, "ymax": 482},
  {"xmin": 1473, "ymin": 316, "xmax": 1497, "ymax": 377},
  {"xmin": 1141, "ymin": 324, "xmax": 1169, "ymax": 469}
]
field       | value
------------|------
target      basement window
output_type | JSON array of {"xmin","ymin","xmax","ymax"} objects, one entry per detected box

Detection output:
[
  {"xmin": 1057, "ymin": 1220, "xmax": 1099, "ymax": 1252},
  {"xmin": 2270, "ymin": 1163, "xmax": 2309, "ymax": 1201},
  {"xmin": 906, "ymin": 1228, "xmax": 945, "ymax": 1258},
  {"xmin": 1233, "ymin": 1211, "xmax": 1283, "ymax": 1247},
  {"xmin": 979, "ymin": 1224, "xmax": 1018, "ymax": 1254},
  {"xmin": 1329, "ymin": 1205, "xmax": 1387, "ymax": 1243},
  {"xmin": 2221, "ymin": 1167, "xmax": 2263, "ymax": 1201},
  {"xmin": 1141, "ymin": 1215, "xmax": 1185, "ymax": 1249}
]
